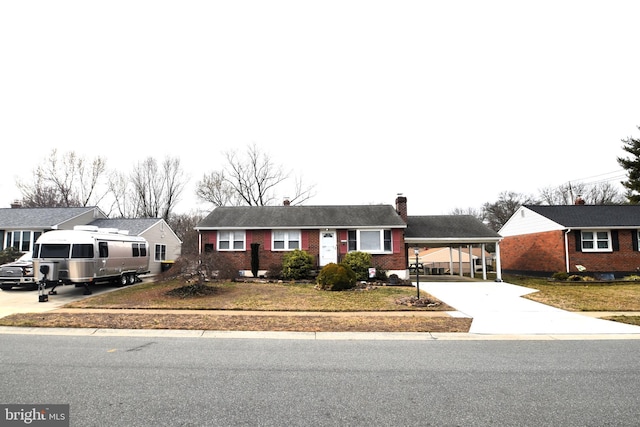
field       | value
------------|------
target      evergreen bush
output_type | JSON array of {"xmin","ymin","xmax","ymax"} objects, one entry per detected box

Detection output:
[
  {"xmin": 342, "ymin": 251, "xmax": 372, "ymax": 281},
  {"xmin": 316, "ymin": 263, "xmax": 357, "ymax": 291},
  {"xmin": 282, "ymin": 249, "xmax": 314, "ymax": 280}
]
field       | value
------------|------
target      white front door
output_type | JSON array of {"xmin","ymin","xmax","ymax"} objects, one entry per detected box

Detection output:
[{"xmin": 319, "ymin": 231, "xmax": 337, "ymax": 266}]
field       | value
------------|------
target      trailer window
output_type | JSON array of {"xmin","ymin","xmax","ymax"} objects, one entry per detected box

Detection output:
[
  {"xmin": 40, "ymin": 244, "xmax": 71, "ymax": 258},
  {"xmin": 131, "ymin": 243, "xmax": 147, "ymax": 257},
  {"xmin": 98, "ymin": 242, "xmax": 109, "ymax": 258},
  {"xmin": 72, "ymin": 244, "xmax": 94, "ymax": 258}
]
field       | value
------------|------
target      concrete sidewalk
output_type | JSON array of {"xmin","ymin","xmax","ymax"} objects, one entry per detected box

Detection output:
[{"xmin": 420, "ymin": 281, "xmax": 640, "ymax": 335}]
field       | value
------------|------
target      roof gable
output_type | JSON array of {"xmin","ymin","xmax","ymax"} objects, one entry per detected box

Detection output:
[{"xmin": 196, "ymin": 205, "xmax": 407, "ymax": 229}]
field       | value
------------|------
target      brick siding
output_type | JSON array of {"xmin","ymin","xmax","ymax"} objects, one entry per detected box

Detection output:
[
  {"xmin": 200, "ymin": 229, "xmax": 406, "ymax": 276},
  {"xmin": 502, "ymin": 229, "xmax": 640, "ymax": 276}
]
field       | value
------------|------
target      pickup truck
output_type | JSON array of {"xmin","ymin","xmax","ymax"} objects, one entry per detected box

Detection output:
[{"xmin": 0, "ymin": 253, "xmax": 36, "ymax": 290}]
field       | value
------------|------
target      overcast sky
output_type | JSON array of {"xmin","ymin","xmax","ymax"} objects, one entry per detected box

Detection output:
[{"xmin": 2, "ymin": 1, "xmax": 639, "ymax": 216}]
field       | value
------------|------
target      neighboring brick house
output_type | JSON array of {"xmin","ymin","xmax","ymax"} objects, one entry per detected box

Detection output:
[
  {"xmin": 499, "ymin": 204, "xmax": 640, "ymax": 277},
  {"xmin": 195, "ymin": 196, "xmax": 503, "ymax": 280}
]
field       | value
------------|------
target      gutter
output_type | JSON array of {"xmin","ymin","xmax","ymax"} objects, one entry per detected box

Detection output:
[{"xmin": 564, "ymin": 228, "xmax": 571, "ymax": 273}]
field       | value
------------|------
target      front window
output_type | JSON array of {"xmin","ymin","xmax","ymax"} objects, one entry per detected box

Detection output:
[
  {"xmin": 218, "ymin": 231, "xmax": 246, "ymax": 251},
  {"xmin": 581, "ymin": 230, "xmax": 611, "ymax": 252},
  {"xmin": 273, "ymin": 230, "xmax": 300, "ymax": 250},
  {"xmin": 347, "ymin": 229, "xmax": 392, "ymax": 253},
  {"xmin": 155, "ymin": 244, "xmax": 167, "ymax": 261},
  {"xmin": 4, "ymin": 230, "xmax": 40, "ymax": 253}
]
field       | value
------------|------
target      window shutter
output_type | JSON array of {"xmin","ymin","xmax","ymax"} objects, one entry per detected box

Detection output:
[
  {"xmin": 301, "ymin": 230, "xmax": 309, "ymax": 250},
  {"xmin": 574, "ymin": 230, "xmax": 582, "ymax": 252},
  {"xmin": 633, "ymin": 230, "xmax": 639, "ymax": 251},
  {"xmin": 611, "ymin": 230, "xmax": 619, "ymax": 251},
  {"xmin": 393, "ymin": 229, "xmax": 402, "ymax": 254},
  {"xmin": 264, "ymin": 231, "xmax": 271, "ymax": 251}
]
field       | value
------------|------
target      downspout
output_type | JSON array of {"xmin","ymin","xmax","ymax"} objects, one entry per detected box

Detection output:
[{"xmin": 564, "ymin": 229, "xmax": 571, "ymax": 273}]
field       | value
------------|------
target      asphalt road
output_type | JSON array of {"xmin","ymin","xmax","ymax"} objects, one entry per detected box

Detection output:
[{"xmin": 2, "ymin": 335, "xmax": 640, "ymax": 426}]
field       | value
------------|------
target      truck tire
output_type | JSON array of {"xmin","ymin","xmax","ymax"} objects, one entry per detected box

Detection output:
[{"xmin": 1, "ymin": 285, "xmax": 12, "ymax": 291}]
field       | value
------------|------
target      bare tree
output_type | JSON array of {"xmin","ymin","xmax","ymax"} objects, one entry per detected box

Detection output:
[
  {"xmin": 583, "ymin": 182, "xmax": 625, "ymax": 205},
  {"xmin": 195, "ymin": 171, "xmax": 238, "ymax": 207},
  {"xmin": 482, "ymin": 191, "xmax": 539, "ymax": 231},
  {"xmin": 17, "ymin": 149, "xmax": 108, "ymax": 207},
  {"xmin": 538, "ymin": 182, "xmax": 624, "ymax": 205},
  {"xmin": 167, "ymin": 211, "xmax": 202, "ymax": 256},
  {"xmin": 129, "ymin": 156, "xmax": 187, "ymax": 221},
  {"xmin": 538, "ymin": 182, "xmax": 587, "ymax": 205},
  {"xmin": 195, "ymin": 143, "xmax": 315, "ymax": 207},
  {"xmin": 449, "ymin": 207, "xmax": 485, "ymax": 223}
]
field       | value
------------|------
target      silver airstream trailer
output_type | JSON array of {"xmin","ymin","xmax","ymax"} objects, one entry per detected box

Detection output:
[{"xmin": 33, "ymin": 226, "xmax": 150, "ymax": 295}]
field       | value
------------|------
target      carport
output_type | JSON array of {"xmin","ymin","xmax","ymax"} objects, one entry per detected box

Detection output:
[{"xmin": 404, "ymin": 215, "xmax": 503, "ymax": 281}]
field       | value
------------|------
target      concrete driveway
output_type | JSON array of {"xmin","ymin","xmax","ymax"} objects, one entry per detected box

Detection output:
[
  {"xmin": 0, "ymin": 284, "xmax": 121, "ymax": 319},
  {"xmin": 421, "ymin": 281, "xmax": 640, "ymax": 335}
]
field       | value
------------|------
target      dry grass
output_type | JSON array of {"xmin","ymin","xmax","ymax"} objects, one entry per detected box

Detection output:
[
  {"xmin": 505, "ymin": 274, "xmax": 640, "ymax": 326},
  {"xmin": 505, "ymin": 276, "xmax": 640, "ymax": 311},
  {"xmin": 0, "ymin": 312, "xmax": 471, "ymax": 332},
  {"xmin": 63, "ymin": 280, "xmax": 456, "ymax": 312},
  {"xmin": 0, "ymin": 279, "xmax": 470, "ymax": 332}
]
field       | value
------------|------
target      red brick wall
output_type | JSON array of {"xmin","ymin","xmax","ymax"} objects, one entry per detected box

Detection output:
[
  {"xmin": 199, "ymin": 228, "xmax": 406, "ymax": 275},
  {"xmin": 502, "ymin": 229, "xmax": 640, "ymax": 275},
  {"xmin": 501, "ymin": 230, "xmax": 567, "ymax": 273}
]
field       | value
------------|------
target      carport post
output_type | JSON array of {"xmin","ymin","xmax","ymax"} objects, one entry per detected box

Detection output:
[{"xmin": 414, "ymin": 248, "xmax": 420, "ymax": 298}]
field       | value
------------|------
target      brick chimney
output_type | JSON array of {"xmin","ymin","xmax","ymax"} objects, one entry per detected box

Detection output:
[
  {"xmin": 10, "ymin": 200, "xmax": 22, "ymax": 209},
  {"xmin": 283, "ymin": 197, "xmax": 291, "ymax": 206},
  {"xmin": 395, "ymin": 195, "xmax": 407, "ymax": 222},
  {"xmin": 574, "ymin": 195, "xmax": 585, "ymax": 205}
]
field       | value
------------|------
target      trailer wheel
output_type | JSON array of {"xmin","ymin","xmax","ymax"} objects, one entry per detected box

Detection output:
[
  {"xmin": 127, "ymin": 274, "xmax": 136, "ymax": 285},
  {"xmin": 119, "ymin": 274, "xmax": 129, "ymax": 287}
]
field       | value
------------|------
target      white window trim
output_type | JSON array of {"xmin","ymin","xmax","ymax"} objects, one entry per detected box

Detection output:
[
  {"xmin": 272, "ymin": 230, "xmax": 301, "ymax": 251},
  {"xmin": 349, "ymin": 229, "xmax": 392, "ymax": 254},
  {"xmin": 217, "ymin": 230, "xmax": 246, "ymax": 251},
  {"xmin": 154, "ymin": 244, "xmax": 167, "ymax": 262},
  {"xmin": 581, "ymin": 230, "xmax": 612, "ymax": 252}
]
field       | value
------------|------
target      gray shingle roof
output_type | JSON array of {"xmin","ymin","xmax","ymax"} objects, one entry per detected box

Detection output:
[
  {"xmin": 0, "ymin": 207, "xmax": 102, "ymax": 229},
  {"xmin": 196, "ymin": 205, "xmax": 407, "ymax": 229},
  {"xmin": 89, "ymin": 218, "xmax": 162, "ymax": 236},
  {"xmin": 405, "ymin": 215, "xmax": 501, "ymax": 240},
  {"xmin": 525, "ymin": 205, "xmax": 640, "ymax": 228}
]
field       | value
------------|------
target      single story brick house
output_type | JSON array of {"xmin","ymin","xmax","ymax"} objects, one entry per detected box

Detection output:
[
  {"xmin": 499, "ymin": 204, "xmax": 640, "ymax": 277},
  {"xmin": 195, "ymin": 196, "xmax": 503, "ymax": 280}
]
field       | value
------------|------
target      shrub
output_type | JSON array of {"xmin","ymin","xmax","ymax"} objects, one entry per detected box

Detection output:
[
  {"xmin": 342, "ymin": 251, "xmax": 372, "ymax": 281},
  {"xmin": 282, "ymin": 249, "xmax": 314, "ymax": 280},
  {"xmin": 0, "ymin": 247, "xmax": 23, "ymax": 265},
  {"xmin": 316, "ymin": 263, "xmax": 357, "ymax": 291},
  {"xmin": 552, "ymin": 271, "xmax": 569, "ymax": 281}
]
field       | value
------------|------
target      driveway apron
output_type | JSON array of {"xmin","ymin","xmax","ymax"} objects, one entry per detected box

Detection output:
[{"xmin": 420, "ymin": 281, "xmax": 640, "ymax": 335}]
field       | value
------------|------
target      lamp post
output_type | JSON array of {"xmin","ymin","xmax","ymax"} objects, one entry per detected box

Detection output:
[{"xmin": 414, "ymin": 248, "xmax": 420, "ymax": 299}]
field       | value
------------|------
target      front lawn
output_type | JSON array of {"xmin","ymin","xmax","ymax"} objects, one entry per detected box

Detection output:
[
  {"xmin": 63, "ymin": 280, "xmax": 455, "ymax": 312},
  {"xmin": 504, "ymin": 275, "xmax": 640, "ymax": 311}
]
